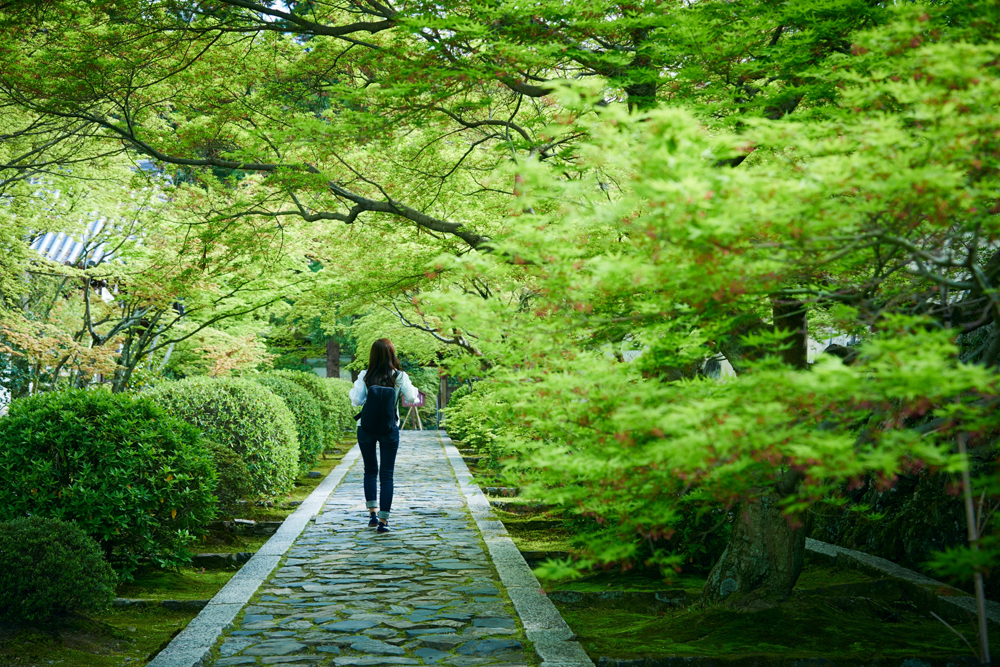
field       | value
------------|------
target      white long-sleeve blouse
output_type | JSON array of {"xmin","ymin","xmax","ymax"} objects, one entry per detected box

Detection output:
[{"xmin": 349, "ymin": 369, "xmax": 420, "ymax": 410}]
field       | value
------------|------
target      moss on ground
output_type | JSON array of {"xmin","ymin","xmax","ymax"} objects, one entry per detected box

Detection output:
[
  {"xmin": 196, "ymin": 530, "xmax": 270, "ymax": 554},
  {"xmin": 556, "ymin": 595, "xmax": 999, "ymax": 660},
  {"xmin": 116, "ymin": 567, "xmax": 236, "ymax": 601},
  {"xmin": 0, "ymin": 607, "xmax": 197, "ymax": 667},
  {"xmin": 551, "ymin": 568, "xmax": 707, "ymax": 593},
  {"xmin": 493, "ymin": 488, "xmax": 990, "ymax": 662},
  {"xmin": 794, "ymin": 563, "xmax": 878, "ymax": 590}
]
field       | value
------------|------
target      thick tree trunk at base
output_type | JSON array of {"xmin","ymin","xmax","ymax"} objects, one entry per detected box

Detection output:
[{"xmin": 703, "ymin": 491, "xmax": 805, "ymax": 609}]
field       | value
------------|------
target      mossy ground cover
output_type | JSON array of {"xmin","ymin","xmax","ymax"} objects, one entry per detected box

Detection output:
[
  {"xmin": 0, "ymin": 607, "xmax": 197, "ymax": 667},
  {"xmin": 498, "ymin": 510, "xmax": 574, "ymax": 553},
  {"xmin": 197, "ymin": 530, "xmax": 270, "ymax": 554},
  {"xmin": 547, "ymin": 560, "xmax": 998, "ymax": 661},
  {"xmin": 116, "ymin": 567, "xmax": 236, "ymax": 600},
  {"xmin": 492, "ymin": 495, "xmax": 993, "ymax": 662},
  {"xmin": 553, "ymin": 568, "xmax": 707, "ymax": 593},
  {"xmin": 554, "ymin": 593, "xmax": 999, "ymax": 661}
]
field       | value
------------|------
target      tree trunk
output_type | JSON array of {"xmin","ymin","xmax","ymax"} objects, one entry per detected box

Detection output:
[
  {"xmin": 771, "ymin": 296, "xmax": 809, "ymax": 370},
  {"xmin": 702, "ymin": 491, "xmax": 805, "ymax": 609},
  {"xmin": 326, "ymin": 339, "xmax": 340, "ymax": 379},
  {"xmin": 703, "ymin": 298, "xmax": 810, "ymax": 608}
]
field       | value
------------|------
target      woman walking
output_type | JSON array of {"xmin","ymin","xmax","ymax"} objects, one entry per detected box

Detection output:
[{"xmin": 349, "ymin": 338, "xmax": 419, "ymax": 533}]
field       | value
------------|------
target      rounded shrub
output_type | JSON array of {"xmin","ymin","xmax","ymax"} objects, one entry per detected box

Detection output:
[
  {"xmin": 148, "ymin": 377, "xmax": 299, "ymax": 499},
  {"xmin": 252, "ymin": 375, "xmax": 325, "ymax": 470},
  {"xmin": 0, "ymin": 389, "xmax": 217, "ymax": 575},
  {"xmin": 326, "ymin": 377, "xmax": 355, "ymax": 439},
  {"xmin": 0, "ymin": 516, "xmax": 118, "ymax": 621},
  {"xmin": 267, "ymin": 370, "xmax": 351, "ymax": 450},
  {"xmin": 204, "ymin": 440, "xmax": 255, "ymax": 516}
]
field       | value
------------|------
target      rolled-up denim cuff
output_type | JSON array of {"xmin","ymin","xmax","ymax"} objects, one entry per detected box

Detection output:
[
  {"xmin": 366, "ymin": 501, "xmax": 378, "ymax": 509},
  {"xmin": 377, "ymin": 510, "xmax": 390, "ymax": 520}
]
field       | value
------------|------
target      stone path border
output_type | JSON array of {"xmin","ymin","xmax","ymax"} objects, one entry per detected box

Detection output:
[
  {"xmin": 805, "ymin": 537, "xmax": 1000, "ymax": 624},
  {"xmin": 147, "ymin": 447, "xmax": 362, "ymax": 667},
  {"xmin": 440, "ymin": 433, "xmax": 595, "ymax": 667}
]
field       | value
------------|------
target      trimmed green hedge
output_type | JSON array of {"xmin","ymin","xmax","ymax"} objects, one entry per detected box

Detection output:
[
  {"xmin": 204, "ymin": 440, "xmax": 255, "ymax": 516},
  {"xmin": 0, "ymin": 389, "xmax": 217, "ymax": 576},
  {"xmin": 149, "ymin": 377, "xmax": 299, "ymax": 499},
  {"xmin": 267, "ymin": 371, "xmax": 353, "ymax": 450},
  {"xmin": 252, "ymin": 375, "xmax": 325, "ymax": 469},
  {"xmin": 326, "ymin": 377, "xmax": 355, "ymax": 438},
  {"xmin": 0, "ymin": 516, "xmax": 118, "ymax": 621}
]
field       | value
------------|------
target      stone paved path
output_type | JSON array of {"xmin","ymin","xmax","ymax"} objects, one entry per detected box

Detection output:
[{"xmin": 209, "ymin": 431, "xmax": 532, "ymax": 667}]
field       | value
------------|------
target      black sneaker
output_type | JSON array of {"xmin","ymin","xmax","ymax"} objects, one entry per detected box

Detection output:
[
  {"xmin": 376, "ymin": 521, "xmax": 390, "ymax": 533},
  {"xmin": 368, "ymin": 514, "xmax": 379, "ymax": 528}
]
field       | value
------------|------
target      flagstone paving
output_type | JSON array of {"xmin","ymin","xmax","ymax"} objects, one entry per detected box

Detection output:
[{"xmin": 206, "ymin": 431, "xmax": 533, "ymax": 667}]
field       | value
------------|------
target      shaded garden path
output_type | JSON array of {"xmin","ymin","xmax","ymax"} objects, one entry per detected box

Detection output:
[{"xmin": 155, "ymin": 430, "xmax": 590, "ymax": 667}]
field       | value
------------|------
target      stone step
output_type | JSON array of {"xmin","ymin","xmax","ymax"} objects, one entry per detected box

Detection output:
[
  {"xmin": 547, "ymin": 589, "xmax": 690, "ymax": 609},
  {"xmin": 191, "ymin": 552, "xmax": 255, "ymax": 569},
  {"xmin": 489, "ymin": 499, "xmax": 551, "ymax": 514},
  {"xmin": 520, "ymin": 550, "xmax": 571, "ymax": 565},
  {"xmin": 482, "ymin": 486, "xmax": 520, "ymax": 497},
  {"xmin": 206, "ymin": 519, "xmax": 284, "ymax": 536}
]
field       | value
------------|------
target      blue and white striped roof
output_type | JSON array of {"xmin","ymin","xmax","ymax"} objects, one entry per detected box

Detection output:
[{"xmin": 30, "ymin": 219, "xmax": 111, "ymax": 266}]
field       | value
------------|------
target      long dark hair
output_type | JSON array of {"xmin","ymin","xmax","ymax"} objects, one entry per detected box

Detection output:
[{"xmin": 365, "ymin": 338, "xmax": 401, "ymax": 388}]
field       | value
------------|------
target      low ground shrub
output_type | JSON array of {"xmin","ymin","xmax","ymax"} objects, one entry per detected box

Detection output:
[
  {"xmin": 251, "ymin": 375, "xmax": 325, "ymax": 469},
  {"xmin": 0, "ymin": 389, "xmax": 217, "ymax": 576},
  {"xmin": 204, "ymin": 440, "xmax": 255, "ymax": 516},
  {"xmin": 0, "ymin": 516, "xmax": 118, "ymax": 621},
  {"xmin": 149, "ymin": 377, "xmax": 299, "ymax": 499}
]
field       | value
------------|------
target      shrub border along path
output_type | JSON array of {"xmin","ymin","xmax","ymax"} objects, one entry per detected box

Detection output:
[
  {"xmin": 147, "ymin": 447, "xmax": 361, "ymax": 667},
  {"xmin": 147, "ymin": 431, "xmax": 593, "ymax": 667}
]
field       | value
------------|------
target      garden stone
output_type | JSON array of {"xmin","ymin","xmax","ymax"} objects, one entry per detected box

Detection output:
[
  {"xmin": 442, "ymin": 658, "xmax": 496, "ymax": 667},
  {"xmin": 325, "ymin": 619, "xmax": 379, "ymax": 632},
  {"xmin": 415, "ymin": 648, "xmax": 452, "ymax": 663},
  {"xmin": 333, "ymin": 659, "xmax": 420, "ymax": 666},
  {"xmin": 216, "ymin": 658, "xmax": 258, "ymax": 666},
  {"xmin": 418, "ymin": 634, "xmax": 468, "ymax": 650},
  {"xmin": 457, "ymin": 639, "xmax": 523, "ymax": 656},
  {"xmin": 473, "ymin": 618, "xmax": 515, "ymax": 629},
  {"xmin": 351, "ymin": 638, "xmax": 407, "ymax": 655},
  {"xmin": 220, "ymin": 637, "xmax": 257, "ymax": 656},
  {"xmin": 307, "ymin": 471, "xmax": 322, "ymax": 478},
  {"xmin": 364, "ymin": 627, "xmax": 399, "ymax": 638},
  {"xmin": 244, "ymin": 639, "xmax": 308, "ymax": 656},
  {"xmin": 407, "ymin": 628, "xmax": 457, "ymax": 636}
]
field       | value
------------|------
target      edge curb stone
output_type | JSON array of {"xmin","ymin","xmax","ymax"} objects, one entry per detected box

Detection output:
[
  {"xmin": 805, "ymin": 537, "xmax": 1000, "ymax": 625},
  {"xmin": 146, "ymin": 446, "xmax": 363, "ymax": 667},
  {"xmin": 440, "ymin": 433, "xmax": 596, "ymax": 667}
]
